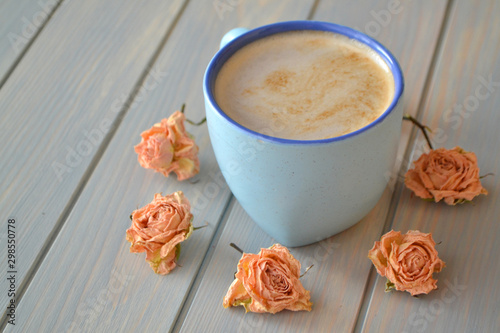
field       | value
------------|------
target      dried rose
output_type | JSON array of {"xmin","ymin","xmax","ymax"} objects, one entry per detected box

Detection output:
[
  {"xmin": 134, "ymin": 111, "xmax": 199, "ymax": 181},
  {"xmin": 223, "ymin": 244, "xmax": 312, "ymax": 313},
  {"xmin": 405, "ymin": 146, "xmax": 487, "ymax": 205},
  {"xmin": 126, "ymin": 192, "xmax": 193, "ymax": 275},
  {"xmin": 368, "ymin": 230, "xmax": 445, "ymax": 296}
]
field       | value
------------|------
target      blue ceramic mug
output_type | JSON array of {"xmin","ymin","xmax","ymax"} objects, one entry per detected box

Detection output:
[{"xmin": 203, "ymin": 21, "xmax": 404, "ymax": 247}]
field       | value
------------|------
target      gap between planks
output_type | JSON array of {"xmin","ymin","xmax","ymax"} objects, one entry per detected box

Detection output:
[
  {"xmin": 306, "ymin": 0, "xmax": 321, "ymax": 20},
  {"xmin": 171, "ymin": 197, "xmax": 236, "ymax": 333},
  {"xmin": 352, "ymin": 0, "xmax": 457, "ymax": 331},
  {"xmin": 0, "ymin": 0, "xmax": 64, "ymax": 90},
  {"xmin": 0, "ymin": 0, "xmax": 192, "ymax": 330}
]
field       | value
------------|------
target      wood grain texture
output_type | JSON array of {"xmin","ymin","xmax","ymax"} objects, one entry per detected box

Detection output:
[
  {"xmin": 0, "ymin": 0, "xmax": 187, "ymax": 320},
  {"xmin": 360, "ymin": 0, "xmax": 500, "ymax": 332},
  {"xmin": 178, "ymin": 1, "xmax": 449, "ymax": 332},
  {"xmin": 8, "ymin": 0, "xmax": 319, "ymax": 332},
  {"xmin": 0, "ymin": 0, "xmax": 61, "ymax": 86}
]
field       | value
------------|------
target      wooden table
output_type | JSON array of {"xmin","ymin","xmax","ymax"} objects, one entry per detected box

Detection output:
[{"xmin": 1, "ymin": 0, "xmax": 499, "ymax": 332}]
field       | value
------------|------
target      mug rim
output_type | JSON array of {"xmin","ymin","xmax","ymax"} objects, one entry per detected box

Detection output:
[{"xmin": 204, "ymin": 20, "xmax": 404, "ymax": 144}]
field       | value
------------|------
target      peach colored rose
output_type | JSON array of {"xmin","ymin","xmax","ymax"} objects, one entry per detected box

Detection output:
[
  {"xmin": 405, "ymin": 146, "xmax": 487, "ymax": 205},
  {"xmin": 126, "ymin": 192, "xmax": 193, "ymax": 275},
  {"xmin": 223, "ymin": 244, "xmax": 312, "ymax": 313},
  {"xmin": 134, "ymin": 111, "xmax": 200, "ymax": 181},
  {"xmin": 368, "ymin": 230, "xmax": 445, "ymax": 296}
]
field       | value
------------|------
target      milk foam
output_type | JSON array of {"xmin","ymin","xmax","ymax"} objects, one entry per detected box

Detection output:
[{"xmin": 214, "ymin": 30, "xmax": 395, "ymax": 140}]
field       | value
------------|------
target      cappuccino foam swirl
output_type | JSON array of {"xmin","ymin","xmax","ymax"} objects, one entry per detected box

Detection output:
[{"xmin": 215, "ymin": 30, "xmax": 395, "ymax": 140}]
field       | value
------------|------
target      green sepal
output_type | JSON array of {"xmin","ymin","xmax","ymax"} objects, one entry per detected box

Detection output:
[
  {"xmin": 185, "ymin": 222, "xmax": 194, "ymax": 240},
  {"xmin": 421, "ymin": 197, "xmax": 474, "ymax": 205},
  {"xmin": 453, "ymin": 199, "xmax": 473, "ymax": 205},
  {"xmin": 385, "ymin": 279, "xmax": 396, "ymax": 292},
  {"xmin": 175, "ymin": 243, "xmax": 181, "ymax": 262},
  {"xmin": 234, "ymin": 298, "xmax": 252, "ymax": 313}
]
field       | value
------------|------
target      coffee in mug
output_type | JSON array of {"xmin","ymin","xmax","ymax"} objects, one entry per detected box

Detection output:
[{"xmin": 214, "ymin": 30, "xmax": 394, "ymax": 140}]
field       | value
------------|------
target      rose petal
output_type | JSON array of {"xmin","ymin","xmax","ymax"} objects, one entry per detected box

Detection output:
[
  {"xmin": 368, "ymin": 230, "xmax": 445, "ymax": 296},
  {"xmin": 404, "ymin": 146, "xmax": 487, "ymax": 204},
  {"xmin": 405, "ymin": 169, "xmax": 433, "ymax": 199},
  {"xmin": 223, "ymin": 278, "xmax": 251, "ymax": 309},
  {"xmin": 125, "ymin": 191, "xmax": 193, "ymax": 275},
  {"xmin": 227, "ymin": 244, "xmax": 312, "ymax": 313},
  {"xmin": 134, "ymin": 111, "xmax": 199, "ymax": 180}
]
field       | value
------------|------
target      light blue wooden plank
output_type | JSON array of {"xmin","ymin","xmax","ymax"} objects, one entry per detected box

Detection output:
[
  {"xmin": 0, "ymin": 0, "xmax": 187, "ymax": 325},
  {"xmin": 361, "ymin": 0, "xmax": 500, "ymax": 332},
  {"xmin": 0, "ymin": 0, "xmax": 61, "ymax": 86}
]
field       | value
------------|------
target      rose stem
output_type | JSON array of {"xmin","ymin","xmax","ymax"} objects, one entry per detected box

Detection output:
[
  {"xmin": 229, "ymin": 243, "xmax": 244, "ymax": 254},
  {"xmin": 403, "ymin": 114, "xmax": 433, "ymax": 150},
  {"xmin": 186, "ymin": 117, "xmax": 207, "ymax": 126},
  {"xmin": 179, "ymin": 103, "xmax": 207, "ymax": 126},
  {"xmin": 193, "ymin": 222, "xmax": 209, "ymax": 231},
  {"xmin": 300, "ymin": 264, "xmax": 314, "ymax": 278},
  {"xmin": 480, "ymin": 172, "xmax": 495, "ymax": 179}
]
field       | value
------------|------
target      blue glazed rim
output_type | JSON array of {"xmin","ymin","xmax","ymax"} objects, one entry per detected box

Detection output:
[{"xmin": 204, "ymin": 20, "xmax": 404, "ymax": 144}]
